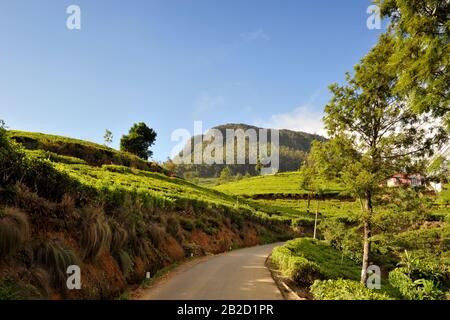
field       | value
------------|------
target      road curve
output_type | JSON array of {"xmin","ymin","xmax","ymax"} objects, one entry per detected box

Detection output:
[{"xmin": 137, "ymin": 242, "xmax": 284, "ymax": 300}]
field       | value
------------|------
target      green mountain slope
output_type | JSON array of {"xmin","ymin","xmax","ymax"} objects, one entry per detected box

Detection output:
[{"xmin": 174, "ymin": 123, "xmax": 326, "ymax": 178}]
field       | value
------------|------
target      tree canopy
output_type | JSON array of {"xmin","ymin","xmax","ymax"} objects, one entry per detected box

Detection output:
[
  {"xmin": 120, "ymin": 122, "xmax": 157, "ymax": 160},
  {"xmin": 376, "ymin": 0, "xmax": 449, "ymax": 129}
]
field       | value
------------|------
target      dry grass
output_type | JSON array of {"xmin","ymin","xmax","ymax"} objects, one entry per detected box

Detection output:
[
  {"xmin": 33, "ymin": 239, "xmax": 79, "ymax": 290},
  {"xmin": 110, "ymin": 221, "xmax": 128, "ymax": 254},
  {"xmin": 148, "ymin": 224, "xmax": 165, "ymax": 248},
  {"xmin": 116, "ymin": 250, "xmax": 132, "ymax": 276},
  {"xmin": 0, "ymin": 208, "xmax": 30, "ymax": 258},
  {"xmin": 79, "ymin": 206, "xmax": 112, "ymax": 260},
  {"xmin": 23, "ymin": 267, "xmax": 52, "ymax": 299}
]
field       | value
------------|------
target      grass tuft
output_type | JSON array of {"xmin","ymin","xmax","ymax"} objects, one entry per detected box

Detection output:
[
  {"xmin": 0, "ymin": 208, "xmax": 30, "ymax": 258},
  {"xmin": 79, "ymin": 206, "xmax": 112, "ymax": 260}
]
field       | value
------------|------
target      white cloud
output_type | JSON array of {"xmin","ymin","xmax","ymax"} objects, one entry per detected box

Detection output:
[
  {"xmin": 255, "ymin": 105, "xmax": 327, "ymax": 137},
  {"xmin": 240, "ymin": 29, "xmax": 270, "ymax": 41}
]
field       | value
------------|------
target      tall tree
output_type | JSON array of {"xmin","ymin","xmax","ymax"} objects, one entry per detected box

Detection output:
[
  {"xmin": 318, "ymin": 34, "xmax": 444, "ymax": 284},
  {"xmin": 120, "ymin": 122, "xmax": 157, "ymax": 160},
  {"xmin": 376, "ymin": 0, "xmax": 450, "ymax": 129}
]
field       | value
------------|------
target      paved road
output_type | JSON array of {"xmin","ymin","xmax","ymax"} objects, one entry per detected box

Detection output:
[{"xmin": 138, "ymin": 243, "xmax": 284, "ymax": 300}]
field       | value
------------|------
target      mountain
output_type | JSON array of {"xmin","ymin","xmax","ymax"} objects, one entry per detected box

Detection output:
[{"xmin": 173, "ymin": 123, "xmax": 326, "ymax": 178}]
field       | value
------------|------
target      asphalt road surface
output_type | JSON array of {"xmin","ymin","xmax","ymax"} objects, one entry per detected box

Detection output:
[{"xmin": 138, "ymin": 242, "xmax": 285, "ymax": 300}]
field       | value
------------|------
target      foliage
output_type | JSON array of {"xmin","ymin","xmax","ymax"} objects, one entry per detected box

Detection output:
[
  {"xmin": 271, "ymin": 238, "xmax": 361, "ymax": 286},
  {"xmin": 219, "ymin": 167, "xmax": 232, "ymax": 183},
  {"xmin": 271, "ymin": 245, "xmax": 322, "ymax": 285},
  {"xmin": 120, "ymin": 122, "xmax": 157, "ymax": 160},
  {"xmin": 104, "ymin": 129, "xmax": 113, "ymax": 147},
  {"xmin": 377, "ymin": 0, "xmax": 450, "ymax": 129},
  {"xmin": 310, "ymin": 279, "xmax": 392, "ymax": 300},
  {"xmin": 24, "ymin": 149, "xmax": 87, "ymax": 165},
  {"xmin": 215, "ymin": 171, "xmax": 343, "ymax": 197},
  {"xmin": 318, "ymin": 218, "xmax": 363, "ymax": 263},
  {"xmin": 388, "ymin": 251, "xmax": 447, "ymax": 300},
  {"xmin": 312, "ymin": 32, "xmax": 445, "ymax": 283}
]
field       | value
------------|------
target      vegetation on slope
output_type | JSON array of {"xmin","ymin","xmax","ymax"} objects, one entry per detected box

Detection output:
[
  {"xmin": 7, "ymin": 130, "xmax": 166, "ymax": 173},
  {"xmin": 214, "ymin": 171, "xmax": 344, "ymax": 198},
  {"xmin": 0, "ymin": 130, "xmax": 292, "ymax": 300}
]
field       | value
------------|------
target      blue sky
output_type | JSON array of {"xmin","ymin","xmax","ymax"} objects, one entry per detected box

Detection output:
[{"xmin": 0, "ymin": 0, "xmax": 385, "ymax": 161}]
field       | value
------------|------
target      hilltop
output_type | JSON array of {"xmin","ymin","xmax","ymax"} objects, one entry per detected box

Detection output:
[{"xmin": 174, "ymin": 123, "xmax": 326, "ymax": 178}]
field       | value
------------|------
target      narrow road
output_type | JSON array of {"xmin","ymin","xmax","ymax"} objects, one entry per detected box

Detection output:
[{"xmin": 137, "ymin": 243, "xmax": 284, "ymax": 300}]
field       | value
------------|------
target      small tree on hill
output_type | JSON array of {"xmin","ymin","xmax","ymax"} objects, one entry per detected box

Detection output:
[
  {"xmin": 120, "ymin": 122, "xmax": 157, "ymax": 160},
  {"xmin": 299, "ymin": 159, "xmax": 318, "ymax": 213},
  {"xmin": 219, "ymin": 167, "xmax": 232, "ymax": 183},
  {"xmin": 104, "ymin": 129, "xmax": 113, "ymax": 147},
  {"xmin": 299, "ymin": 158, "xmax": 324, "ymax": 239}
]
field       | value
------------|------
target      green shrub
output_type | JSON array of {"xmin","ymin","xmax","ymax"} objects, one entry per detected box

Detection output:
[
  {"xmin": 102, "ymin": 165, "xmax": 133, "ymax": 174},
  {"xmin": 79, "ymin": 207, "xmax": 112, "ymax": 260},
  {"xmin": 0, "ymin": 208, "xmax": 30, "ymax": 258},
  {"xmin": 291, "ymin": 216, "xmax": 315, "ymax": 228},
  {"xmin": 276, "ymin": 238, "xmax": 361, "ymax": 282},
  {"xmin": 388, "ymin": 251, "xmax": 447, "ymax": 300},
  {"xmin": 310, "ymin": 279, "xmax": 392, "ymax": 300},
  {"xmin": 0, "ymin": 130, "xmax": 26, "ymax": 186},
  {"xmin": 22, "ymin": 156, "xmax": 80, "ymax": 202},
  {"xmin": 271, "ymin": 246, "xmax": 322, "ymax": 286},
  {"xmin": 389, "ymin": 269, "xmax": 444, "ymax": 300},
  {"xmin": 230, "ymin": 214, "xmax": 245, "ymax": 230},
  {"xmin": 24, "ymin": 149, "xmax": 87, "ymax": 165}
]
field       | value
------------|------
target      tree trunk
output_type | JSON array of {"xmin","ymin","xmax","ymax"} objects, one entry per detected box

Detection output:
[
  {"xmin": 307, "ymin": 193, "xmax": 311, "ymax": 212},
  {"xmin": 313, "ymin": 198, "xmax": 319, "ymax": 239},
  {"xmin": 361, "ymin": 219, "xmax": 372, "ymax": 284},
  {"xmin": 360, "ymin": 193, "xmax": 373, "ymax": 285}
]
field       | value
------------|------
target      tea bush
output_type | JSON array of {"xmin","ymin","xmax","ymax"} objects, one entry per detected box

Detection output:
[{"xmin": 310, "ymin": 279, "xmax": 392, "ymax": 300}]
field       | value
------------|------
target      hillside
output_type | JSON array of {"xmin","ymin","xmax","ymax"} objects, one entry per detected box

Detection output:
[
  {"xmin": 7, "ymin": 130, "xmax": 166, "ymax": 173},
  {"xmin": 214, "ymin": 171, "xmax": 344, "ymax": 198},
  {"xmin": 0, "ymin": 130, "xmax": 293, "ymax": 299},
  {"xmin": 174, "ymin": 123, "xmax": 326, "ymax": 178}
]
